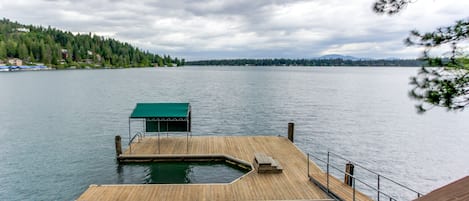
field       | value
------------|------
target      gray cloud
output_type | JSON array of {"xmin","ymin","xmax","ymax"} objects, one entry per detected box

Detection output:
[{"xmin": 1, "ymin": 0, "xmax": 468, "ymax": 60}]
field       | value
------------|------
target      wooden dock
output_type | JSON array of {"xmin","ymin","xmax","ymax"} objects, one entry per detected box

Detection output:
[{"xmin": 77, "ymin": 136, "xmax": 372, "ymax": 201}]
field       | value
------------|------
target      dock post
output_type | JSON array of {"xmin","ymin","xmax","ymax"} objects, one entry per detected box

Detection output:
[
  {"xmin": 288, "ymin": 122, "xmax": 294, "ymax": 142},
  {"xmin": 344, "ymin": 162, "xmax": 354, "ymax": 186},
  {"xmin": 115, "ymin": 135, "xmax": 122, "ymax": 156}
]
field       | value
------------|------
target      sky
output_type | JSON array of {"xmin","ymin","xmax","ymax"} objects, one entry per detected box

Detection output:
[{"xmin": 1, "ymin": 0, "xmax": 468, "ymax": 60}]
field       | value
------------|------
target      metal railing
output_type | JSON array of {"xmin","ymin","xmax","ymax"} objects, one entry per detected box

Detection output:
[
  {"xmin": 128, "ymin": 131, "xmax": 144, "ymax": 154},
  {"xmin": 307, "ymin": 151, "xmax": 423, "ymax": 201}
]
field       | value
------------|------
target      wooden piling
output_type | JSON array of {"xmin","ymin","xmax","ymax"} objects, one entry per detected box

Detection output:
[
  {"xmin": 115, "ymin": 135, "xmax": 122, "ymax": 156},
  {"xmin": 287, "ymin": 122, "xmax": 294, "ymax": 142},
  {"xmin": 344, "ymin": 162, "xmax": 354, "ymax": 186}
]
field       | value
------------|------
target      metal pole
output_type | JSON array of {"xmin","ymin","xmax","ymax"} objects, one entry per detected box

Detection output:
[
  {"xmin": 327, "ymin": 152, "xmax": 330, "ymax": 192},
  {"xmin": 158, "ymin": 120, "xmax": 160, "ymax": 154},
  {"xmin": 128, "ymin": 118, "xmax": 131, "ymax": 154},
  {"xmin": 378, "ymin": 175, "xmax": 381, "ymax": 201},
  {"xmin": 307, "ymin": 153, "xmax": 310, "ymax": 177},
  {"xmin": 128, "ymin": 118, "xmax": 131, "ymax": 142},
  {"xmin": 186, "ymin": 118, "xmax": 189, "ymax": 153},
  {"xmin": 187, "ymin": 118, "xmax": 190, "ymax": 137},
  {"xmin": 353, "ymin": 177, "xmax": 356, "ymax": 201}
]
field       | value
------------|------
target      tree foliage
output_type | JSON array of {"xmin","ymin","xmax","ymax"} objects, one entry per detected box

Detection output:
[
  {"xmin": 373, "ymin": 1, "xmax": 469, "ymax": 113},
  {"xmin": 373, "ymin": 0, "xmax": 410, "ymax": 15},
  {"xmin": 0, "ymin": 18, "xmax": 183, "ymax": 68}
]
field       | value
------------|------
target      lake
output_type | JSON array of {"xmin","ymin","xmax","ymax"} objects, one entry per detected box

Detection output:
[{"xmin": 0, "ymin": 66, "xmax": 468, "ymax": 200}]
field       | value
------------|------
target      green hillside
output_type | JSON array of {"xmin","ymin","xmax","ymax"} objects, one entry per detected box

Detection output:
[{"xmin": 0, "ymin": 18, "xmax": 184, "ymax": 68}]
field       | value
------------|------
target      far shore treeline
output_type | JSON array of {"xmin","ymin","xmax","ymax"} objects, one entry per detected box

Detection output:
[
  {"xmin": 1, "ymin": 18, "xmax": 424, "ymax": 69},
  {"xmin": 186, "ymin": 58, "xmax": 423, "ymax": 66},
  {"xmin": 0, "ymin": 18, "xmax": 184, "ymax": 69}
]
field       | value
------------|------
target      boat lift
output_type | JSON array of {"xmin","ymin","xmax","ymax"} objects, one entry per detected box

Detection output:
[{"xmin": 128, "ymin": 103, "xmax": 191, "ymax": 153}]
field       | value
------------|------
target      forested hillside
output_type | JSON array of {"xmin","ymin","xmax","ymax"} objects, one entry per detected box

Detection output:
[
  {"xmin": 186, "ymin": 58, "xmax": 423, "ymax": 66},
  {"xmin": 0, "ymin": 18, "xmax": 184, "ymax": 68}
]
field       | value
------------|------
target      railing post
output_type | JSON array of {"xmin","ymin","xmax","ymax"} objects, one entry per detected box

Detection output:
[
  {"xmin": 327, "ymin": 152, "xmax": 330, "ymax": 192},
  {"xmin": 158, "ymin": 121, "xmax": 161, "ymax": 154},
  {"xmin": 128, "ymin": 118, "xmax": 131, "ymax": 154},
  {"xmin": 353, "ymin": 176, "xmax": 356, "ymax": 201},
  {"xmin": 378, "ymin": 175, "xmax": 381, "ymax": 201},
  {"xmin": 128, "ymin": 118, "xmax": 131, "ymax": 143}
]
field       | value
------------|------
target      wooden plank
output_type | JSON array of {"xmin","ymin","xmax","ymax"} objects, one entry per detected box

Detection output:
[
  {"xmin": 77, "ymin": 136, "xmax": 372, "ymax": 201},
  {"xmin": 414, "ymin": 176, "xmax": 469, "ymax": 201},
  {"xmin": 254, "ymin": 153, "xmax": 272, "ymax": 165}
]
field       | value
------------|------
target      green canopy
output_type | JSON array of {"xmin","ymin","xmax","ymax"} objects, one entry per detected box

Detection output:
[
  {"xmin": 130, "ymin": 103, "xmax": 190, "ymax": 118},
  {"xmin": 128, "ymin": 103, "xmax": 192, "ymax": 153},
  {"xmin": 129, "ymin": 103, "xmax": 191, "ymax": 133}
]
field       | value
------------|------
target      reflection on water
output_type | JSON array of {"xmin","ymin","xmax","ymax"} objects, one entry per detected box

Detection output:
[{"xmin": 118, "ymin": 162, "xmax": 248, "ymax": 184}]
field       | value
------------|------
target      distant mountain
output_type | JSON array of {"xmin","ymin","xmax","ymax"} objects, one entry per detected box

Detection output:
[
  {"xmin": 383, "ymin": 57, "xmax": 401, "ymax": 60},
  {"xmin": 186, "ymin": 58, "xmax": 424, "ymax": 66},
  {"xmin": 316, "ymin": 54, "xmax": 408, "ymax": 61},
  {"xmin": 316, "ymin": 54, "xmax": 374, "ymax": 61}
]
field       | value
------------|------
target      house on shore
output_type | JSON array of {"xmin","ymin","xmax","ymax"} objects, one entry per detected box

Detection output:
[
  {"xmin": 8, "ymin": 58, "xmax": 23, "ymax": 66},
  {"xmin": 16, "ymin": 27, "xmax": 30, "ymax": 32}
]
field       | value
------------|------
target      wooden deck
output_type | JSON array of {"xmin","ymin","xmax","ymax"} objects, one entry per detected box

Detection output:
[
  {"xmin": 414, "ymin": 176, "xmax": 469, "ymax": 201},
  {"xmin": 77, "ymin": 136, "xmax": 372, "ymax": 201}
]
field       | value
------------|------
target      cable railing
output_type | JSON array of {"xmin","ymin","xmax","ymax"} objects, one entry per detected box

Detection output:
[
  {"xmin": 329, "ymin": 152, "xmax": 422, "ymax": 200},
  {"xmin": 307, "ymin": 151, "xmax": 423, "ymax": 201}
]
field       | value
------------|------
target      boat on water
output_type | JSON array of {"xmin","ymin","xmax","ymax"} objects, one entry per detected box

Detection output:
[{"xmin": 0, "ymin": 65, "xmax": 50, "ymax": 71}]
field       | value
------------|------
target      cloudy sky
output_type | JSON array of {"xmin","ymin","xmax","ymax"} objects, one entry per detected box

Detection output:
[{"xmin": 1, "ymin": 0, "xmax": 468, "ymax": 60}]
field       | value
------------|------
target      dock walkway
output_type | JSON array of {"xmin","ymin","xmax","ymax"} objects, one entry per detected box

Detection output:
[{"xmin": 77, "ymin": 136, "xmax": 371, "ymax": 201}]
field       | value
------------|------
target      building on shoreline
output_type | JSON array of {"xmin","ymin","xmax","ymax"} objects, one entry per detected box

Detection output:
[{"xmin": 7, "ymin": 58, "xmax": 23, "ymax": 66}]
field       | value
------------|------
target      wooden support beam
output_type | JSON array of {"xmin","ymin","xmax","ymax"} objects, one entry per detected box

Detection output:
[
  {"xmin": 344, "ymin": 162, "xmax": 354, "ymax": 186},
  {"xmin": 115, "ymin": 135, "xmax": 122, "ymax": 157},
  {"xmin": 288, "ymin": 122, "xmax": 294, "ymax": 142}
]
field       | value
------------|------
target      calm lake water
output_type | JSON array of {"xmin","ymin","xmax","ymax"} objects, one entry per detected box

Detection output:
[{"xmin": 0, "ymin": 67, "xmax": 468, "ymax": 200}]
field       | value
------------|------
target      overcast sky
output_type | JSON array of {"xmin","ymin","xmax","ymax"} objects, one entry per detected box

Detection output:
[{"xmin": 1, "ymin": 0, "xmax": 468, "ymax": 60}]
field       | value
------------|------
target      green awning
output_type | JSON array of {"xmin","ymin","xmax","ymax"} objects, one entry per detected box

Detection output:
[{"xmin": 130, "ymin": 103, "xmax": 190, "ymax": 118}]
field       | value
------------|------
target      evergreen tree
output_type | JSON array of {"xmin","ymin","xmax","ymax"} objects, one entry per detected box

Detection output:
[
  {"xmin": 0, "ymin": 18, "xmax": 183, "ymax": 68},
  {"xmin": 372, "ymin": 0, "xmax": 469, "ymax": 112},
  {"xmin": 157, "ymin": 57, "xmax": 164, "ymax": 67},
  {"xmin": 41, "ymin": 45, "xmax": 51, "ymax": 64},
  {"xmin": 18, "ymin": 43, "xmax": 29, "ymax": 60},
  {"xmin": 6, "ymin": 40, "xmax": 17, "ymax": 57},
  {"xmin": 0, "ymin": 42, "xmax": 6, "ymax": 59}
]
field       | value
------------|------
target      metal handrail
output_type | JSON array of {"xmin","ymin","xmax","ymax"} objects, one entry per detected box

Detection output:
[
  {"xmin": 129, "ymin": 131, "xmax": 144, "ymax": 145},
  {"xmin": 307, "ymin": 152, "xmax": 422, "ymax": 201},
  {"xmin": 308, "ymin": 153, "xmax": 396, "ymax": 200},
  {"xmin": 326, "ymin": 159, "xmax": 396, "ymax": 200},
  {"xmin": 128, "ymin": 131, "xmax": 144, "ymax": 154},
  {"xmin": 328, "ymin": 151, "xmax": 423, "ymax": 198}
]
